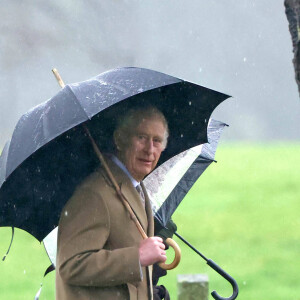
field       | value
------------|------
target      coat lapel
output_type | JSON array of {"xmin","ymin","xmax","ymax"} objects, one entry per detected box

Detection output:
[
  {"xmin": 141, "ymin": 182, "xmax": 154, "ymax": 237},
  {"xmin": 120, "ymin": 181, "xmax": 148, "ymax": 232},
  {"xmin": 140, "ymin": 182, "xmax": 154, "ymax": 300}
]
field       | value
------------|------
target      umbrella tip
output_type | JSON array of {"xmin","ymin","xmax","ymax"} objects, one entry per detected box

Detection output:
[{"xmin": 52, "ymin": 68, "xmax": 66, "ymax": 88}]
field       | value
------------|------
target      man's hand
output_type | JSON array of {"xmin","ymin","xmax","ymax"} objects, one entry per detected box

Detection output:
[
  {"xmin": 139, "ymin": 237, "xmax": 167, "ymax": 267},
  {"xmin": 154, "ymin": 219, "xmax": 177, "ymax": 250}
]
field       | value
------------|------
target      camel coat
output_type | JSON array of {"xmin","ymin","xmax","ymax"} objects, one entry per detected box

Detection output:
[{"xmin": 56, "ymin": 159, "xmax": 154, "ymax": 300}]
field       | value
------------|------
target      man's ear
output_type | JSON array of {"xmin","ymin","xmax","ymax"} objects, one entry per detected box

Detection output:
[{"xmin": 113, "ymin": 130, "xmax": 122, "ymax": 151}]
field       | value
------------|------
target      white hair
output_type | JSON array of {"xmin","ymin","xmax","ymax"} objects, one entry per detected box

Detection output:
[{"xmin": 113, "ymin": 106, "xmax": 169, "ymax": 150}]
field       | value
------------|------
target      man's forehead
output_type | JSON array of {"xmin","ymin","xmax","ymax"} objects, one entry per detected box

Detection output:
[
  {"xmin": 135, "ymin": 118, "xmax": 166, "ymax": 135},
  {"xmin": 138, "ymin": 116, "xmax": 165, "ymax": 126}
]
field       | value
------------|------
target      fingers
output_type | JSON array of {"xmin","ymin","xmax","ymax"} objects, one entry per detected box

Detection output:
[
  {"xmin": 160, "ymin": 252, "xmax": 167, "ymax": 263},
  {"xmin": 152, "ymin": 236, "xmax": 166, "ymax": 249},
  {"xmin": 139, "ymin": 237, "xmax": 167, "ymax": 266}
]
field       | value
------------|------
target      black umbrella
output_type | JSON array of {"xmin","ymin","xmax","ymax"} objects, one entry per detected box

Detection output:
[
  {"xmin": 0, "ymin": 67, "xmax": 238, "ymax": 300},
  {"xmin": 0, "ymin": 67, "xmax": 229, "ymax": 241}
]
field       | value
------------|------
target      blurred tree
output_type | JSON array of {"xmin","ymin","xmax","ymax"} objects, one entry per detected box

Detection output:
[{"xmin": 285, "ymin": 0, "xmax": 300, "ymax": 97}]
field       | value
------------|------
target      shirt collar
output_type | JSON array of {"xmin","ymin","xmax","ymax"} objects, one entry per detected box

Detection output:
[{"xmin": 110, "ymin": 154, "xmax": 140, "ymax": 188}]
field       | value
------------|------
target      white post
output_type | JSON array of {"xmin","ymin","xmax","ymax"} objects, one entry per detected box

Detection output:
[{"xmin": 177, "ymin": 274, "xmax": 209, "ymax": 300}]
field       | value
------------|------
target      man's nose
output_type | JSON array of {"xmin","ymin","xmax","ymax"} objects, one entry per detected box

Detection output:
[{"xmin": 144, "ymin": 139, "xmax": 154, "ymax": 154}]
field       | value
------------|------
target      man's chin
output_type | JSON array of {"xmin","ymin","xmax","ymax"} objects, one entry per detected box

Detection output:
[{"xmin": 138, "ymin": 167, "xmax": 153, "ymax": 179}]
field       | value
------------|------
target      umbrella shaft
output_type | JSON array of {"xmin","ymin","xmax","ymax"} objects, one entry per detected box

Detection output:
[{"xmin": 174, "ymin": 232, "xmax": 208, "ymax": 261}]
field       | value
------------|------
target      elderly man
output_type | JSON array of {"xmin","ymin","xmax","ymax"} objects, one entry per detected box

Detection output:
[{"xmin": 56, "ymin": 106, "xmax": 169, "ymax": 300}]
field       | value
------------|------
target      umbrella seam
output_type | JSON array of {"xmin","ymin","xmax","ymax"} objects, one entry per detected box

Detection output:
[{"xmin": 66, "ymin": 85, "xmax": 91, "ymax": 120}]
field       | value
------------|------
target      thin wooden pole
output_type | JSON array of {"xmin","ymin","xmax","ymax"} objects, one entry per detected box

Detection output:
[{"xmin": 52, "ymin": 68, "xmax": 65, "ymax": 88}]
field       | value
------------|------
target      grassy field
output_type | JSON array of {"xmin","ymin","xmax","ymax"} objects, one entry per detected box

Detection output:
[{"xmin": 0, "ymin": 144, "xmax": 300, "ymax": 300}]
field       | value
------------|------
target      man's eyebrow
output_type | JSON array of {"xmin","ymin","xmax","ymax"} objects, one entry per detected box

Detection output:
[{"xmin": 135, "ymin": 132, "xmax": 163, "ymax": 139}]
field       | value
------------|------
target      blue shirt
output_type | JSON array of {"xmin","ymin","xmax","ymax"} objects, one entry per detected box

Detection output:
[{"xmin": 110, "ymin": 154, "xmax": 140, "ymax": 188}]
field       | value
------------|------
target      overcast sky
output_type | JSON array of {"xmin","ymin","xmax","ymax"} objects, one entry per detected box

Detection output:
[{"xmin": 1, "ymin": 0, "xmax": 299, "ymax": 149}]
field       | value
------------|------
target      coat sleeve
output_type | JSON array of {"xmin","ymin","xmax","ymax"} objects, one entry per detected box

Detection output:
[{"xmin": 57, "ymin": 184, "xmax": 142, "ymax": 287}]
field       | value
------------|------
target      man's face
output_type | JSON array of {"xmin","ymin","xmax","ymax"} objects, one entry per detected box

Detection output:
[{"xmin": 121, "ymin": 118, "xmax": 166, "ymax": 182}]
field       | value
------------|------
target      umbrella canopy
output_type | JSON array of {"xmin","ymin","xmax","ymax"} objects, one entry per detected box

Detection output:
[{"xmin": 0, "ymin": 67, "xmax": 230, "ymax": 241}]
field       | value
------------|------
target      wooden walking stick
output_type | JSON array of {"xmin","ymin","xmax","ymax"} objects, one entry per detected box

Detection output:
[{"xmin": 52, "ymin": 68, "xmax": 181, "ymax": 270}]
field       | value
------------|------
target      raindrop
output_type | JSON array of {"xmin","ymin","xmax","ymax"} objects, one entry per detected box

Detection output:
[
  {"xmin": 243, "ymin": 57, "xmax": 247, "ymax": 62},
  {"xmin": 189, "ymin": 101, "xmax": 192, "ymax": 106},
  {"xmin": 199, "ymin": 68, "xmax": 202, "ymax": 73},
  {"xmin": 204, "ymin": 119, "xmax": 207, "ymax": 123},
  {"xmin": 191, "ymin": 121, "xmax": 194, "ymax": 125},
  {"xmin": 65, "ymin": 211, "xmax": 68, "ymax": 216},
  {"xmin": 243, "ymin": 281, "xmax": 247, "ymax": 285},
  {"xmin": 180, "ymin": 134, "xmax": 184, "ymax": 138},
  {"xmin": 23, "ymin": 270, "xmax": 26, "ymax": 274}
]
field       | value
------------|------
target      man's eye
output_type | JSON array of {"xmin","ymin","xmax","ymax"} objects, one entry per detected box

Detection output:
[
  {"xmin": 138, "ymin": 135, "xmax": 146, "ymax": 140},
  {"xmin": 153, "ymin": 138, "xmax": 162, "ymax": 144}
]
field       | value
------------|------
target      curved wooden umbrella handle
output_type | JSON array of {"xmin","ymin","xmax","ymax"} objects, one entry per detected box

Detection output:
[{"xmin": 158, "ymin": 238, "xmax": 181, "ymax": 270}]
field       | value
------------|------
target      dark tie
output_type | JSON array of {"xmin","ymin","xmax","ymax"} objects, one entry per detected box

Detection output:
[{"xmin": 136, "ymin": 184, "xmax": 145, "ymax": 207}]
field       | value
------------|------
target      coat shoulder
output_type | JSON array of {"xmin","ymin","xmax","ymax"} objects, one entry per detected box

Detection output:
[{"xmin": 79, "ymin": 168, "xmax": 113, "ymax": 194}]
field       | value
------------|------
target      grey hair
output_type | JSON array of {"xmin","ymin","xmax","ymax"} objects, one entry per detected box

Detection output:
[{"xmin": 113, "ymin": 106, "xmax": 169, "ymax": 151}]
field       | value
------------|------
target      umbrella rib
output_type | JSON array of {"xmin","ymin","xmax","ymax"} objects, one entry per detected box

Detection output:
[
  {"xmin": 67, "ymin": 86, "xmax": 91, "ymax": 120},
  {"xmin": 52, "ymin": 69, "xmax": 90, "ymax": 121}
]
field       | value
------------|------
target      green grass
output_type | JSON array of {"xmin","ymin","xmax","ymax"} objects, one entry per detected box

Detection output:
[
  {"xmin": 0, "ymin": 144, "xmax": 300, "ymax": 299},
  {"xmin": 161, "ymin": 143, "xmax": 300, "ymax": 300}
]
